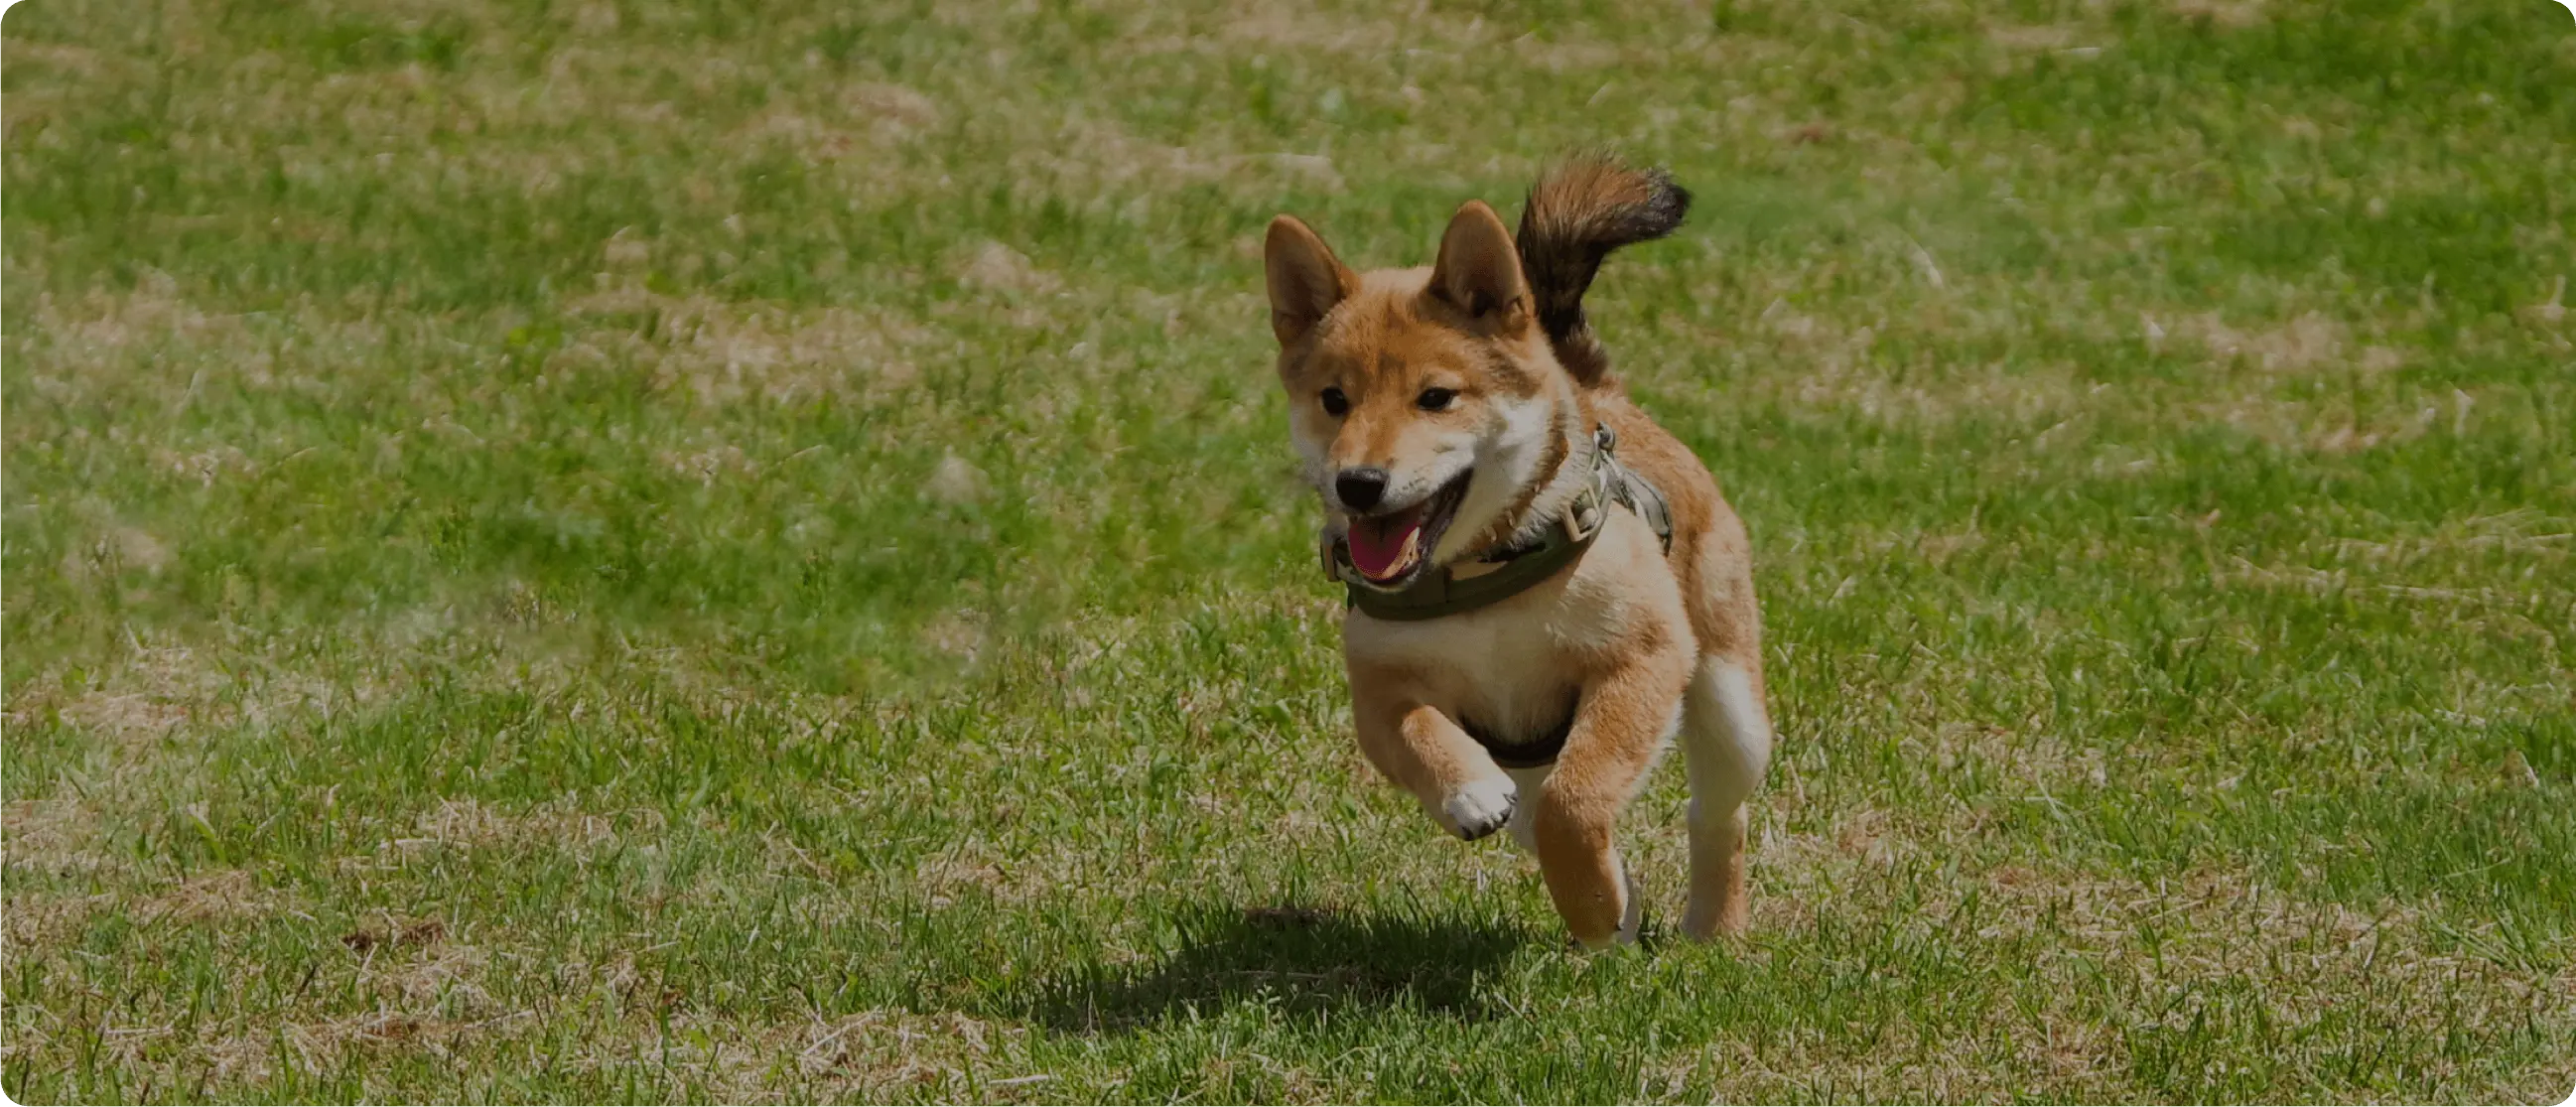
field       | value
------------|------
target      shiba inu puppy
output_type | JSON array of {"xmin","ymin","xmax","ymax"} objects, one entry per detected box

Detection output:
[{"xmin": 1264, "ymin": 156, "xmax": 1772, "ymax": 947}]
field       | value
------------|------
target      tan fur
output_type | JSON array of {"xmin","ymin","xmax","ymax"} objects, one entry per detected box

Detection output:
[{"xmin": 1265, "ymin": 160, "xmax": 1773, "ymax": 946}]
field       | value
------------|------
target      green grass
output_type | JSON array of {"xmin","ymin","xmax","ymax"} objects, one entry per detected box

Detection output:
[{"xmin": 5, "ymin": 0, "xmax": 2573, "ymax": 1101}]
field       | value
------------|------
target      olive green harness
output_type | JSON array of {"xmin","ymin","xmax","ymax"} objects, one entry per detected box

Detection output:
[{"xmin": 1324, "ymin": 426, "xmax": 1674, "ymax": 622}]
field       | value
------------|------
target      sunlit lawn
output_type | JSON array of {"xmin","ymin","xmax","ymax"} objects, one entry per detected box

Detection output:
[{"xmin": 4, "ymin": 0, "xmax": 2572, "ymax": 1100}]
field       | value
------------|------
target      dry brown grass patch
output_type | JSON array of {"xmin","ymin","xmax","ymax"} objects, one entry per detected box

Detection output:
[
  {"xmin": 1216, "ymin": 10, "xmax": 1391, "ymax": 54},
  {"xmin": 11, "ymin": 641, "xmax": 235, "ymax": 749},
  {"xmin": 2325, "ymin": 509, "xmax": 2573, "ymax": 569},
  {"xmin": 0, "ymin": 888, "xmax": 114, "ymax": 954},
  {"xmin": 1987, "ymin": 23, "xmax": 2084, "ymax": 51},
  {"xmin": 2170, "ymin": 0, "xmax": 2268, "ymax": 28},
  {"xmin": 134, "ymin": 868, "xmax": 288, "ymax": 924},
  {"xmin": 1002, "ymin": 112, "xmax": 1351, "ymax": 202},
  {"xmin": 340, "ymin": 916, "xmax": 446, "ymax": 955},
  {"xmin": 2194, "ymin": 392, "xmax": 2450, "ymax": 455},
  {"xmin": 847, "ymin": 83, "xmax": 941, "ymax": 134},
  {"xmin": 18, "ymin": 274, "xmax": 250, "ymax": 392},
  {"xmin": 561, "ymin": 286, "xmax": 930, "ymax": 406},
  {"xmin": 2188, "ymin": 311, "xmax": 2348, "ymax": 372},
  {"xmin": 0, "ymin": 794, "xmax": 92, "ymax": 865},
  {"xmin": 394, "ymin": 797, "xmax": 647, "ymax": 854},
  {"xmin": 954, "ymin": 241, "xmax": 1062, "ymax": 296}
]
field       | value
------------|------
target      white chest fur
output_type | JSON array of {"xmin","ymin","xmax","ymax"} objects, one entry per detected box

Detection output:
[{"xmin": 1340, "ymin": 513, "xmax": 1681, "ymax": 744}]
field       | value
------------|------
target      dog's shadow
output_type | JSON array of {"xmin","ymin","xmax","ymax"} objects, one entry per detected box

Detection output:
[{"xmin": 1017, "ymin": 902, "xmax": 1526, "ymax": 1032}]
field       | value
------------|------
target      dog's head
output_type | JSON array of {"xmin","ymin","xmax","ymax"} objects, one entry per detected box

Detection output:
[{"xmin": 1264, "ymin": 202, "xmax": 1580, "ymax": 589}]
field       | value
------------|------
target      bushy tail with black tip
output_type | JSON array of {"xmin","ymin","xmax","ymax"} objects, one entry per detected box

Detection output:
[{"xmin": 1514, "ymin": 154, "xmax": 1692, "ymax": 385}]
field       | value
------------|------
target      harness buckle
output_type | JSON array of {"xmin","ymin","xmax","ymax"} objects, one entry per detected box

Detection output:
[{"xmin": 1562, "ymin": 494, "xmax": 1601, "ymax": 544}]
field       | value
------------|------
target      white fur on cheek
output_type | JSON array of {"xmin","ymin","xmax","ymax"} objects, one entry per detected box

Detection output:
[
  {"xmin": 1432, "ymin": 393, "xmax": 1556, "ymax": 564},
  {"xmin": 1380, "ymin": 436, "xmax": 1477, "ymax": 512}
]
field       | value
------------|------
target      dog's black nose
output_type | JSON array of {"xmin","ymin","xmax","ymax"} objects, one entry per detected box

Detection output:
[{"xmin": 1335, "ymin": 469, "xmax": 1389, "ymax": 511}]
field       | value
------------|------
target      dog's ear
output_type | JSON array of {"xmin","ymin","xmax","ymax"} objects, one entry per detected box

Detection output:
[
  {"xmin": 1427, "ymin": 200, "xmax": 1532, "ymax": 334},
  {"xmin": 1265, "ymin": 215, "xmax": 1357, "ymax": 346}
]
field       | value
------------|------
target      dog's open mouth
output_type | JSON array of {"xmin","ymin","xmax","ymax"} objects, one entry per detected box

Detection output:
[{"xmin": 1345, "ymin": 471, "xmax": 1472, "ymax": 587}]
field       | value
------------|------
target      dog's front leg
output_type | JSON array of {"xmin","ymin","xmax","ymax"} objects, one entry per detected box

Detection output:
[
  {"xmin": 1532, "ymin": 653, "xmax": 1693, "ymax": 948},
  {"xmin": 1350, "ymin": 683, "xmax": 1518, "ymax": 842}
]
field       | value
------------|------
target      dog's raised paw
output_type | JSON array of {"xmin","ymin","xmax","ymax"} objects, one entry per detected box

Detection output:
[{"xmin": 1441, "ymin": 777, "xmax": 1518, "ymax": 841}]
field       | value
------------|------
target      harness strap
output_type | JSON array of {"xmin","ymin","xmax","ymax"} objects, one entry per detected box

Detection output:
[
  {"xmin": 1464, "ymin": 701, "xmax": 1576, "ymax": 769},
  {"xmin": 1602, "ymin": 430, "xmax": 1674, "ymax": 557}
]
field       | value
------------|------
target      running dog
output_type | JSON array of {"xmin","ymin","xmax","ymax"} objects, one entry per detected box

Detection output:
[{"xmin": 1263, "ymin": 155, "xmax": 1772, "ymax": 947}]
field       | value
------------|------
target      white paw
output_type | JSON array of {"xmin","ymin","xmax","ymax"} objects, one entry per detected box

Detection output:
[{"xmin": 1437, "ymin": 775, "xmax": 1519, "ymax": 841}]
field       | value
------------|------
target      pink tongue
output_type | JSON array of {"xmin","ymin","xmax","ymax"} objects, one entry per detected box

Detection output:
[{"xmin": 1347, "ymin": 512, "xmax": 1424, "ymax": 580}]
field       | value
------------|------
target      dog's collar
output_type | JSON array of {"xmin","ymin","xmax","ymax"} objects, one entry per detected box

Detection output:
[{"xmin": 1324, "ymin": 425, "xmax": 1674, "ymax": 622}]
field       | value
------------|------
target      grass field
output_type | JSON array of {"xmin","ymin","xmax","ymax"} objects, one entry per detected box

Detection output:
[{"xmin": 5, "ymin": 0, "xmax": 2574, "ymax": 1101}]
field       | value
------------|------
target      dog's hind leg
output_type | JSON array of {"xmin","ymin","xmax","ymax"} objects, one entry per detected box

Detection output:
[{"xmin": 1678, "ymin": 652, "xmax": 1772, "ymax": 939}]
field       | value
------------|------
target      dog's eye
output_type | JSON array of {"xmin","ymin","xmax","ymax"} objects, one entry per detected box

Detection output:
[
  {"xmin": 1320, "ymin": 387, "xmax": 1349, "ymax": 416},
  {"xmin": 1417, "ymin": 388, "xmax": 1456, "ymax": 411}
]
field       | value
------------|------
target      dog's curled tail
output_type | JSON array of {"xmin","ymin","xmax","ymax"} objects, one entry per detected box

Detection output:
[{"xmin": 1514, "ymin": 154, "xmax": 1692, "ymax": 385}]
